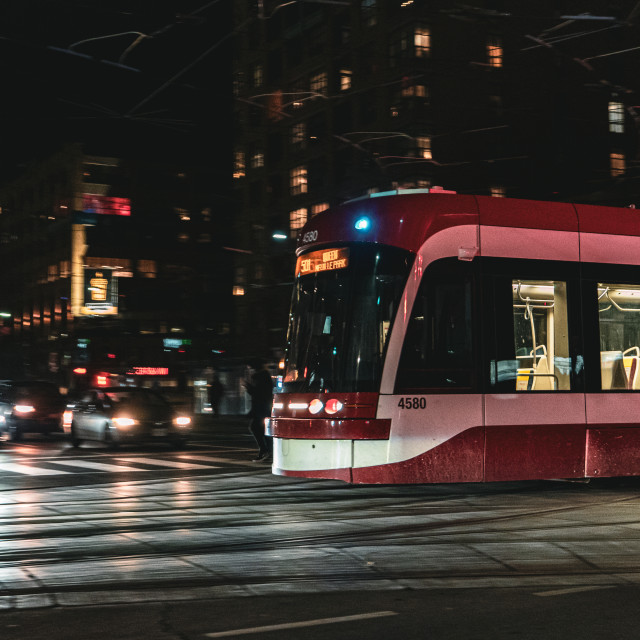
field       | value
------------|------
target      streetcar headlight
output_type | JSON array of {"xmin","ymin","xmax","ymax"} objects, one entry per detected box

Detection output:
[
  {"xmin": 173, "ymin": 416, "xmax": 191, "ymax": 428},
  {"xmin": 63, "ymin": 410, "xmax": 73, "ymax": 427},
  {"xmin": 325, "ymin": 399, "xmax": 343, "ymax": 414},
  {"xmin": 113, "ymin": 416, "xmax": 137, "ymax": 428},
  {"xmin": 308, "ymin": 399, "xmax": 324, "ymax": 414}
]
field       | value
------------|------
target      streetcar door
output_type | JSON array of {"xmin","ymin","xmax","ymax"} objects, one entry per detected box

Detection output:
[{"xmin": 483, "ymin": 264, "xmax": 586, "ymax": 482}]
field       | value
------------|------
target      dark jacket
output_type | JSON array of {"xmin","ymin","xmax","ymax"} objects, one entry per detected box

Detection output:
[{"xmin": 246, "ymin": 368, "xmax": 273, "ymax": 418}]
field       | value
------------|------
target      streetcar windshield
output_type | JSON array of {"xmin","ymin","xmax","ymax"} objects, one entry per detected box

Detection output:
[{"xmin": 283, "ymin": 244, "xmax": 413, "ymax": 392}]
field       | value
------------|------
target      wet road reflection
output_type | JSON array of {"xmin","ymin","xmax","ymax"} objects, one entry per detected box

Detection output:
[{"xmin": 2, "ymin": 437, "xmax": 640, "ymax": 613}]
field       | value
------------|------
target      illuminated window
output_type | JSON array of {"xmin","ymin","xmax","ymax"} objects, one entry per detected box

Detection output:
[
  {"xmin": 253, "ymin": 64, "xmax": 264, "ymax": 88},
  {"xmin": 340, "ymin": 69, "xmax": 352, "ymax": 91},
  {"xmin": 233, "ymin": 286, "xmax": 245, "ymax": 296},
  {"xmin": 290, "ymin": 166, "xmax": 308, "ymax": 195},
  {"xmin": 60, "ymin": 261, "xmax": 70, "ymax": 278},
  {"xmin": 251, "ymin": 152, "xmax": 264, "ymax": 169},
  {"xmin": 416, "ymin": 136, "xmax": 432, "ymax": 159},
  {"xmin": 491, "ymin": 186, "xmax": 506, "ymax": 198},
  {"xmin": 390, "ymin": 105, "xmax": 399, "ymax": 117},
  {"xmin": 175, "ymin": 207, "xmax": 190, "ymax": 221},
  {"xmin": 290, "ymin": 208, "xmax": 308, "ymax": 237},
  {"xmin": 310, "ymin": 71, "xmax": 328, "ymax": 96},
  {"xmin": 311, "ymin": 202, "xmax": 329, "ymax": 216},
  {"xmin": 85, "ymin": 257, "xmax": 133, "ymax": 277},
  {"xmin": 178, "ymin": 233, "xmax": 189, "ymax": 243},
  {"xmin": 597, "ymin": 283, "xmax": 640, "ymax": 390},
  {"xmin": 611, "ymin": 152, "xmax": 626, "ymax": 177},
  {"xmin": 487, "ymin": 37, "xmax": 503, "ymax": 67},
  {"xmin": 291, "ymin": 122, "xmax": 306, "ymax": 147},
  {"xmin": 414, "ymin": 27, "xmax": 430, "ymax": 57},
  {"xmin": 609, "ymin": 101, "xmax": 625, "ymax": 133},
  {"xmin": 137, "ymin": 260, "xmax": 157, "ymax": 278},
  {"xmin": 48, "ymin": 264, "xmax": 58, "ymax": 282},
  {"xmin": 402, "ymin": 84, "xmax": 428, "ymax": 98},
  {"xmin": 201, "ymin": 207, "xmax": 211, "ymax": 222},
  {"xmin": 233, "ymin": 151, "xmax": 246, "ymax": 179}
]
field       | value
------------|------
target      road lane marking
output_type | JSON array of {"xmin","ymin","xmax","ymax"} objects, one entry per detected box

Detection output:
[
  {"xmin": 534, "ymin": 585, "xmax": 615, "ymax": 597},
  {"xmin": 48, "ymin": 460, "xmax": 144, "ymax": 472},
  {"xmin": 177, "ymin": 455, "xmax": 257, "ymax": 467},
  {"xmin": 116, "ymin": 457, "xmax": 216, "ymax": 470},
  {"xmin": 204, "ymin": 611, "xmax": 398, "ymax": 638},
  {"xmin": 0, "ymin": 462, "xmax": 69, "ymax": 476}
]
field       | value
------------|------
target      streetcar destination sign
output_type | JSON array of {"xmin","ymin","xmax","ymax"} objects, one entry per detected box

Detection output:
[{"xmin": 295, "ymin": 247, "xmax": 349, "ymax": 276}]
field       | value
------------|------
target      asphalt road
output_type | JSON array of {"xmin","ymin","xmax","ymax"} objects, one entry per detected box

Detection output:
[{"xmin": 2, "ymin": 416, "xmax": 640, "ymax": 639}]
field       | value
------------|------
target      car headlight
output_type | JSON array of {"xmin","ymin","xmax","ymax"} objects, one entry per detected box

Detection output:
[
  {"xmin": 173, "ymin": 416, "xmax": 191, "ymax": 428},
  {"xmin": 14, "ymin": 404, "xmax": 35, "ymax": 414},
  {"xmin": 113, "ymin": 416, "xmax": 138, "ymax": 428}
]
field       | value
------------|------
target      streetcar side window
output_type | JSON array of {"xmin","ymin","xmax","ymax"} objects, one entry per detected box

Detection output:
[
  {"xmin": 395, "ymin": 259, "xmax": 475, "ymax": 393},
  {"xmin": 511, "ymin": 280, "xmax": 571, "ymax": 391},
  {"xmin": 598, "ymin": 282, "xmax": 640, "ymax": 390}
]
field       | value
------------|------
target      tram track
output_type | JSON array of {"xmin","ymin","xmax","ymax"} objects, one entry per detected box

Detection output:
[{"xmin": 3, "ymin": 486, "xmax": 640, "ymax": 565}]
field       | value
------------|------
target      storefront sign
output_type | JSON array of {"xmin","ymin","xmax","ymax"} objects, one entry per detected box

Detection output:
[{"xmin": 81, "ymin": 268, "xmax": 118, "ymax": 315}]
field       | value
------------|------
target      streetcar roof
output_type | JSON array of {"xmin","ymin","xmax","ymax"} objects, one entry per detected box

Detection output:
[{"xmin": 295, "ymin": 191, "xmax": 640, "ymax": 257}]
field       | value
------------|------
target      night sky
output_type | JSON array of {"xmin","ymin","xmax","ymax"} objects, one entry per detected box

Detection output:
[{"xmin": 0, "ymin": 1, "xmax": 232, "ymax": 179}]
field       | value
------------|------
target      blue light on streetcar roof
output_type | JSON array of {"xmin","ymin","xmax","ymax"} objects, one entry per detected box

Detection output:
[{"xmin": 354, "ymin": 216, "xmax": 371, "ymax": 231}]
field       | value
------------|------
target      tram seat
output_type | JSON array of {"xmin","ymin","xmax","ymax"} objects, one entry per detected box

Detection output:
[
  {"xmin": 531, "ymin": 354, "xmax": 553, "ymax": 390},
  {"xmin": 516, "ymin": 368, "xmax": 534, "ymax": 391},
  {"xmin": 600, "ymin": 351, "xmax": 628, "ymax": 390},
  {"xmin": 623, "ymin": 347, "xmax": 640, "ymax": 390}
]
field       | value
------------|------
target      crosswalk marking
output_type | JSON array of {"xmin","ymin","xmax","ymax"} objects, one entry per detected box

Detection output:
[
  {"xmin": 0, "ymin": 453, "xmax": 242, "ymax": 477},
  {"xmin": 0, "ymin": 462, "xmax": 69, "ymax": 476},
  {"xmin": 49, "ymin": 460, "xmax": 143, "ymax": 472},
  {"xmin": 116, "ymin": 457, "xmax": 217, "ymax": 470}
]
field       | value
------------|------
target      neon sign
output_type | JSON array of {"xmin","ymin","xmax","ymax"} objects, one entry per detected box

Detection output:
[
  {"xmin": 82, "ymin": 195, "xmax": 131, "ymax": 216},
  {"xmin": 130, "ymin": 367, "xmax": 169, "ymax": 376}
]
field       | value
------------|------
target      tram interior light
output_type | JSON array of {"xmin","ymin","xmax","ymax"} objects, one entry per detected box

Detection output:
[{"xmin": 354, "ymin": 216, "xmax": 371, "ymax": 231}]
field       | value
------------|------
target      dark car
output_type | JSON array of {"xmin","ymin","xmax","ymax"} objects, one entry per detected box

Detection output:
[
  {"xmin": 0, "ymin": 380, "xmax": 66, "ymax": 441},
  {"xmin": 65, "ymin": 386, "xmax": 192, "ymax": 448}
]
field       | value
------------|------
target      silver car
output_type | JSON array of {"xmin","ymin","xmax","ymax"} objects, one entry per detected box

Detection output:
[{"xmin": 66, "ymin": 387, "xmax": 192, "ymax": 449}]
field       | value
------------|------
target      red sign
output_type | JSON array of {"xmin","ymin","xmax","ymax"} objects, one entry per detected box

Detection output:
[
  {"xmin": 130, "ymin": 367, "xmax": 169, "ymax": 376},
  {"xmin": 82, "ymin": 195, "xmax": 131, "ymax": 216}
]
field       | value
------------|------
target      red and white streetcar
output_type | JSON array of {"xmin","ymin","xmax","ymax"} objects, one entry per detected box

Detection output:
[{"xmin": 268, "ymin": 188, "xmax": 640, "ymax": 483}]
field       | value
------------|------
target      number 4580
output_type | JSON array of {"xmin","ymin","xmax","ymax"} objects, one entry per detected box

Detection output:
[{"xmin": 398, "ymin": 397, "xmax": 426, "ymax": 409}]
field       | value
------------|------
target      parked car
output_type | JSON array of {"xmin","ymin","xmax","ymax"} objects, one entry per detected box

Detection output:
[
  {"xmin": 0, "ymin": 380, "xmax": 66, "ymax": 441},
  {"xmin": 65, "ymin": 386, "xmax": 192, "ymax": 448}
]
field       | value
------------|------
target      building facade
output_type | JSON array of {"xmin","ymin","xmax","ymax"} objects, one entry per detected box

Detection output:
[
  {"xmin": 0, "ymin": 143, "xmax": 234, "ymax": 399},
  {"xmin": 233, "ymin": 0, "xmax": 640, "ymax": 358}
]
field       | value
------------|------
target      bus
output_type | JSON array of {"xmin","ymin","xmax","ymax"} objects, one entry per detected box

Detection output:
[{"xmin": 267, "ymin": 188, "xmax": 640, "ymax": 484}]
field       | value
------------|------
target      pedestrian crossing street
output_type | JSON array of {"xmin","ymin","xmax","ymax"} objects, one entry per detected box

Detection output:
[{"xmin": 0, "ymin": 452, "xmax": 258, "ymax": 477}]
